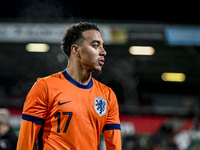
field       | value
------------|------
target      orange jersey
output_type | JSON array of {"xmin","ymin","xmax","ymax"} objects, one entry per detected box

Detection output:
[{"xmin": 21, "ymin": 70, "xmax": 121, "ymax": 149}]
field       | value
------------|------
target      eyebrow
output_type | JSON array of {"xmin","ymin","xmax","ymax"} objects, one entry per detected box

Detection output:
[
  {"xmin": 91, "ymin": 40, "xmax": 104, "ymax": 45},
  {"xmin": 91, "ymin": 40, "xmax": 100, "ymax": 44}
]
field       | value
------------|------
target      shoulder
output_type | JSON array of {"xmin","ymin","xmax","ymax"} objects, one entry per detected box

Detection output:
[
  {"xmin": 35, "ymin": 72, "xmax": 63, "ymax": 86},
  {"xmin": 28, "ymin": 72, "xmax": 63, "ymax": 94},
  {"xmin": 39, "ymin": 72, "xmax": 63, "ymax": 82},
  {"xmin": 92, "ymin": 78, "xmax": 111, "ymax": 90},
  {"xmin": 92, "ymin": 78, "xmax": 115, "ymax": 96}
]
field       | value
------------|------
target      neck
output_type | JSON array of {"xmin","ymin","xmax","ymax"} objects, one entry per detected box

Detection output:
[{"xmin": 66, "ymin": 61, "xmax": 92, "ymax": 85}]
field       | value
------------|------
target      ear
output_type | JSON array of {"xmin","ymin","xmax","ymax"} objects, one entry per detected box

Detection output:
[{"xmin": 71, "ymin": 44, "xmax": 81, "ymax": 58}]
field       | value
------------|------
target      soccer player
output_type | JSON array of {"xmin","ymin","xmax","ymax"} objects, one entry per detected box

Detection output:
[{"xmin": 17, "ymin": 22, "xmax": 121, "ymax": 150}]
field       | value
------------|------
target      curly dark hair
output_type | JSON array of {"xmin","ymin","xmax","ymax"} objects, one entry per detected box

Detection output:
[{"xmin": 61, "ymin": 22, "xmax": 100, "ymax": 58}]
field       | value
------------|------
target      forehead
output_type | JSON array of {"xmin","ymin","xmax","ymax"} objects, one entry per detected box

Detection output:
[{"xmin": 82, "ymin": 30, "xmax": 103, "ymax": 43}]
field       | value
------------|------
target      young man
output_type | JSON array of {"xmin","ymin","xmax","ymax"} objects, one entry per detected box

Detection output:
[{"xmin": 17, "ymin": 22, "xmax": 121, "ymax": 150}]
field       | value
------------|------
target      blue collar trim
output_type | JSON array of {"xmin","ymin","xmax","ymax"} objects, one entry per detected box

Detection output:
[{"xmin": 62, "ymin": 70, "xmax": 93, "ymax": 89}]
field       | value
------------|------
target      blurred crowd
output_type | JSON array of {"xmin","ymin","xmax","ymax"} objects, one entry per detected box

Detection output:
[
  {"xmin": 122, "ymin": 123, "xmax": 200, "ymax": 150},
  {"xmin": 0, "ymin": 108, "xmax": 18, "ymax": 150}
]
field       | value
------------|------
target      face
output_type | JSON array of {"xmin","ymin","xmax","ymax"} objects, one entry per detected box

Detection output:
[{"xmin": 77, "ymin": 30, "xmax": 107, "ymax": 73}]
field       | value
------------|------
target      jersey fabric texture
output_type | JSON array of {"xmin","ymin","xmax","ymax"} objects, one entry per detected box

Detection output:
[{"xmin": 21, "ymin": 70, "xmax": 121, "ymax": 150}]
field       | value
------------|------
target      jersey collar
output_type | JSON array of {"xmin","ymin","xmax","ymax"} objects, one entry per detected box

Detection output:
[{"xmin": 62, "ymin": 70, "xmax": 93, "ymax": 89}]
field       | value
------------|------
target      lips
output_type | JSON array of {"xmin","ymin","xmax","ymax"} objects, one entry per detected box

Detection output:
[{"xmin": 98, "ymin": 58, "xmax": 105, "ymax": 65}]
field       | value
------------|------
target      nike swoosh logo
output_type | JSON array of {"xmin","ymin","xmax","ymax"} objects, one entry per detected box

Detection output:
[{"xmin": 58, "ymin": 100, "xmax": 72, "ymax": 106}]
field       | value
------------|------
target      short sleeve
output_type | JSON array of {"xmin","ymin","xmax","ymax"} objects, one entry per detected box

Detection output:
[
  {"xmin": 103, "ymin": 88, "xmax": 121, "ymax": 131},
  {"xmin": 22, "ymin": 78, "xmax": 48, "ymax": 124}
]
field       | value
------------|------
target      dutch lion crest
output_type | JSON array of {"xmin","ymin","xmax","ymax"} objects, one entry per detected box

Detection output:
[{"xmin": 94, "ymin": 97, "xmax": 107, "ymax": 117}]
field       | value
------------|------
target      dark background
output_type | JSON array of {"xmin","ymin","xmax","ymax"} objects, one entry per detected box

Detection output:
[
  {"xmin": 0, "ymin": 0, "xmax": 200, "ymax": 114},
  {"xmin": 0, "ymin": 0, "xmax": 199, "ymax": 24}
]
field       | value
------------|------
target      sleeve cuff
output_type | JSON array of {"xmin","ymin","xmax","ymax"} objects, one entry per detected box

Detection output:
[
  {"xmin": 103, "ymin": 124, "xmax": 121, "ymax": 131},
  {"xmin": 22, "ymin": 114, "xmax": 45, "ymax": 124}
]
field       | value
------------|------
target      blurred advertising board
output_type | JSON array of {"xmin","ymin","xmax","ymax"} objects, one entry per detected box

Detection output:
[{"xmin": 165, "ymin": 27, "xmax": 200, "ymax": 46}]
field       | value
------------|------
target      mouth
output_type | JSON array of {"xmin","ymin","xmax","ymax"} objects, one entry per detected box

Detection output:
[{"xmin": 98, "ymin": 58, "xmax": 105, "ymax": 66}]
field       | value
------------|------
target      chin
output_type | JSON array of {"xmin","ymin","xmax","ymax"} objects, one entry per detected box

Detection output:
[
  {"xmin": 95, "ymin": 70, "xmax": 102, "ymax": 74},
  {"xmin": 94, "ymin": 67, "xmax": 102, "ymax": 73}
]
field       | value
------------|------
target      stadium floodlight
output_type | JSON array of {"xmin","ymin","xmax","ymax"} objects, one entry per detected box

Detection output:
[
  {"xmin": 161, "ymin": 72, "xmax": 186, "ymax": 82},
  {"xmin": 129, "ymin": 46, "xmax": 155, "ymax": 55},
  {"xmin": 26, "ymin": 43, "xmax": 49, "ymax": 52}
]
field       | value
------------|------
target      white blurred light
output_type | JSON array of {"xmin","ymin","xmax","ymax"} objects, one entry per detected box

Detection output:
[
  {"xmin": 161, "ymin": 72, "xmax": 186, "ymax": 82},
  {"xmin": 26, "ymin": 43, "xmax": 49, "ymax": 52},
  {"xmin": 129, "ymin": 46, "xmax": 155, "ymax": 55}
]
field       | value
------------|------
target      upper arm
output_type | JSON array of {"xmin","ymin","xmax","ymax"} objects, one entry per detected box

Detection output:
[
  {"xmin": 104, "ymin": 88, "xmax": 121, "ymax": 131},
  {"xmin": 22, "ymin": 79, "xmax": 48, "ymax": 123}
]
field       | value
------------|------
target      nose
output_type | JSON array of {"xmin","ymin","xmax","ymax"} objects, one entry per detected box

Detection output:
[{"xmin": 100, "ymin": 47, "xmax": 107, "ymax": 56}]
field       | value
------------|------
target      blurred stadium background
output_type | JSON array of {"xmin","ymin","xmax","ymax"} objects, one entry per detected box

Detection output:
[{"xmin": 0, "ymin": 0, "xmax": 200, "ymax": 149}]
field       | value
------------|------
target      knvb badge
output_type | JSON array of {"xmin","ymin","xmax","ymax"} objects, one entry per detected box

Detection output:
[{"xmin": 94, "ymin": 97, "xmax": 107, "ymax": 117}]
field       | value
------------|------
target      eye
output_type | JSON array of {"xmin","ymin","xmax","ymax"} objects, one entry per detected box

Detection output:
[{"xmin": 93, "ymin": 44, "xmax": 99, "ymax": 48}]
